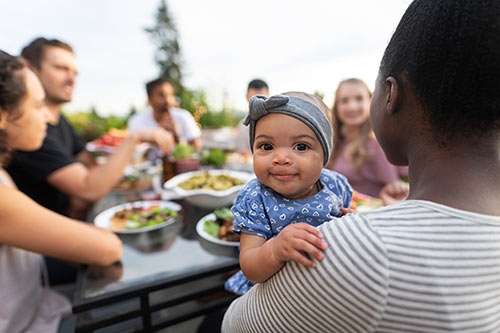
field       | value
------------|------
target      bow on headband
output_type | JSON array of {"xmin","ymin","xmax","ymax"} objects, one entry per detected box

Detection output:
[{"xmin": 243, "ymin": 94, "xmax": 290, "ymax": 125}]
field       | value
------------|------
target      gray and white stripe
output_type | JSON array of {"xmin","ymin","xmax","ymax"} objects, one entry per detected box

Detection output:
[{"xmin": 222, "ymin": 200, "xmax": 500, "ymax": 333}]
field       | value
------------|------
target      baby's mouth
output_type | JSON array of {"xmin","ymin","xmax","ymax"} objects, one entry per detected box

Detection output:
[{"xmin": 271, "ymin": 173, "xmax": 296, "ymax": 181}]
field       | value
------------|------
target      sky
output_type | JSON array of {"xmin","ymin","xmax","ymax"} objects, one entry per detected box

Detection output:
[{"xmin": 2, "ymin": 0, "xmax": 413, "ymax": 116}]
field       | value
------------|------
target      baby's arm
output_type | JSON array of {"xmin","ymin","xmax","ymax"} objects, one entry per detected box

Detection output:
[{"xmin": 239, "ymin": 223, "xmax": 328, "ymax": 283}]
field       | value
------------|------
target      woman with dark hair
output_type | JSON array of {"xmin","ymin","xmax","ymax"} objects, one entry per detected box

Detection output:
[
  {"xmin": 0, "ymin": 51, "xmax": 122, "ymax": 332},
  {"xmin": 222, "ymin": 1, "xmax": 500, "ymax": 332},
  {"xmin": 327, "ymin": 78, "xmax": 408, "ymax": 199}
]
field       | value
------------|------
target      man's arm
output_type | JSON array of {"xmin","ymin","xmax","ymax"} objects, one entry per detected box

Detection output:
[
  {"xmin": 47, "ymin": 129, "xmax": 174, "ymax": 202},
  {"xmin": 75, "ymin": 149, "xmax": 98, "ymax": 168},
  {"xmin": 188, "ymin": 137, "xmax": 202, "ymax": 153}
]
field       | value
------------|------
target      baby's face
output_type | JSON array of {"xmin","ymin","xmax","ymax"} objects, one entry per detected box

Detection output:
[{"xmin": 252, "ymin": 113, "xmax": 324, "ymax": 200}]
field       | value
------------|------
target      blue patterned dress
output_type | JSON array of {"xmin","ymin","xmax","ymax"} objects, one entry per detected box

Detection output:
[{"xmin": 225, "ymin": 169, "xmax": 353, "ymax": 295}]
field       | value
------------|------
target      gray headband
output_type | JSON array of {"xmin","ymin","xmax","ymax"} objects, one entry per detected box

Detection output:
[{"xmin": 243, "ymin": 94, "xmax": 333, "ymax": 166}]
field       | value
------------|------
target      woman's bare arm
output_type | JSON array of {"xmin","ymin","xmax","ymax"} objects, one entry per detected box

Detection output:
[{"xmin": 0, "ymin": 184, "xmax": 122, "ymax": 266}]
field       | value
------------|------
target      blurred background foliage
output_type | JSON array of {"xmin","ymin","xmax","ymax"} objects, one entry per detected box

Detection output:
[
  {"xmin": 64, "ymin": 108, "xmax": 129, "ymax": 142},
  {"xmin": 65, "ymin": 102, "xmax": 243, "ymax": 142}
]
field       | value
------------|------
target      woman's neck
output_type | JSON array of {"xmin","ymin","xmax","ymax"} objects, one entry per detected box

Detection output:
[
  {"xmin": 407, "ymin": 133, "xmax": 500, "ymax": 215},
  {"xmin": 341, "ymin": 125, "xmax": 361, "ymax": 141}
]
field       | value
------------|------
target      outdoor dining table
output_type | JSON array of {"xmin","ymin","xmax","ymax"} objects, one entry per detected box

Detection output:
[{"xmin": 72, "ymin": 188, "xmax": 240, "ymax": 332}]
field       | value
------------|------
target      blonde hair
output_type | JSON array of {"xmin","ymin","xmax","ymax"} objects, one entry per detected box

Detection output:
[{"xmin": 330, "ymin": 78, "xmax": 373, "ymax": 170}]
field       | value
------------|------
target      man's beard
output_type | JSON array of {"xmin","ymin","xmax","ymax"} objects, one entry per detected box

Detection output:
[{"xmin": 46, "ymin": 95, "xmax": 71, "ymax": 105}]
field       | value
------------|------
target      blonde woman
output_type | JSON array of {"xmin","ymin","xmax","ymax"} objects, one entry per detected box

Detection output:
[{"xmin": 327, "ymin": 78, "xmax": 408, "ymax": 200}]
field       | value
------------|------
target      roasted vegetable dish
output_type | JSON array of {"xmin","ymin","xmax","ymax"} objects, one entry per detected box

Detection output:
[
  {"xmin": 203, "ymin": 208, "xmax": 240, "ymax": 242},
  {"xmin": 114, "ymin": 174, "xmax": 153, "ymax": 191},
  {"xmin": 178, "ymin": 172, "xmax": 244, "ymax": 191}
]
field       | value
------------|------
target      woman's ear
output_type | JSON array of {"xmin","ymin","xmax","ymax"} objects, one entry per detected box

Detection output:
[{"xmin": 384, "ymin": 77, "xmax": 399, "ymax": 115}]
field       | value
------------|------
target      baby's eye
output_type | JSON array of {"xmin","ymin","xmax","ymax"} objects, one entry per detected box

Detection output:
[
  {"xmin": 258, "ymin": 143, "xmax": 274, "ymax": 151},
  {"xmin": 294, "ymin": 143, "xmax": 310, "ymax": 151}
]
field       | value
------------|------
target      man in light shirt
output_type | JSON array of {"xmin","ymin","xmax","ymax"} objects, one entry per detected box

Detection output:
[{"xmin": 128, "ymin": 78, "xmax": 202, "ymax": 156}]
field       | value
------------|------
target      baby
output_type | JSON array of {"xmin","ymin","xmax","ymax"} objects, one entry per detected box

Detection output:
[{"xmin": 226, "ymin": 92, "xmax": 353, "ymax": 295}]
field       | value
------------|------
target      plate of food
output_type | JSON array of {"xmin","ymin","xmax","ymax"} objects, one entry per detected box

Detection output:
[
  {"xmin": 112, "ymin": 163, "xmax": 160, "ymax": 192},
  {"xmin": 94, "ymin": 200, "xmax": 182, "ymax": 234},
  {"xmin": 351, "ymin": 191, "xmax": 383, "ymax": 212},
  {"xmin": 196, "ymin": 208, "xmax": 240, "ymax": 247},
  {"xmin": 164, "ymin": 170, "xmax": 254, "ymax": 208},
  {"xmin": 86, "ymin": 128, "xmax": 149, "ymax": 155}
]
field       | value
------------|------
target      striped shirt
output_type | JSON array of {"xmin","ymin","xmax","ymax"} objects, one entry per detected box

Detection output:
[{"xmin": 222, "ymin": 200, "xmax": 500, "ymax": 333}]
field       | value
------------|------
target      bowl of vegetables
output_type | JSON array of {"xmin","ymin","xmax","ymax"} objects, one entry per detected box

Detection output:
[
  {"xmin": 196, "ymin": 208, "xmax": 239, "ymax": 257},
  {"xmin": 164, "ymin": 170, "xmax": 254, "ymax": 209}
]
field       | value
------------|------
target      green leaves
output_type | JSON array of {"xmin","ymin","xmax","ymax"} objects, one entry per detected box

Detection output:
[
  {"xmin": 201, "ymin": 149, "xmax": 227, "ymax": 167},
  {"xmin": 203, "ymin": 220, "xmax": 220, "ymax": 238},
  {"xmin": 172, "ymin": 143, "xmax": 197, "ymax": 160}
]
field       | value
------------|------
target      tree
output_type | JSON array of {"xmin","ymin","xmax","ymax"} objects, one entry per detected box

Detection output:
[{"xmin": 145, "ymin": 0, "xmax": 184, "ymax": 93}]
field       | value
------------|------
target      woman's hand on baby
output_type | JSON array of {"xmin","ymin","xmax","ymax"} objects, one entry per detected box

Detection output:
[
  {"xmin": 271, "ymin": 223, "xmax": 328, "ymax": 268},
  {"xmin": 340, "ymin": 207, "xmax": 355, "ymax": 215}
]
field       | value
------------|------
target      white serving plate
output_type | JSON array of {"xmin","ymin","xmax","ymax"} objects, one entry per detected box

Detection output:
[
  {"xmin": 196, "ymin": 213, "xmax": 240, "ymax": 247},
  {"xmin": 86, "ymin": 141, "xmax": 150, "ymax": 155},
  {"xmin": 93, "ymin": 200, "xmax": 181, "ymax": 234}
]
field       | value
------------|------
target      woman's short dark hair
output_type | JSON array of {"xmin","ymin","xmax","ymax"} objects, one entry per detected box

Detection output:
[
  {"xmin": 379, "ymin": 0, "xmax": 500, "ymax": 139},
  {"xmin": 0, "ymin": 50, "xmax": 27, "ymax": 163}
]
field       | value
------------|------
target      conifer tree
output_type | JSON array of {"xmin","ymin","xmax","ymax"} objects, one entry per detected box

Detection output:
[{"xmin": 145, "ymin": 0, "xmax": 184, "ymax": 93}]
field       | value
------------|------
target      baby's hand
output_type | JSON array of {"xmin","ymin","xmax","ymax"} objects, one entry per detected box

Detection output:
[
  {"xmin": 340, "ymin": 207, "xmax": 355, "ymax": 215},
  {"xmin": 271, "ymin": 223, "xmax": 328, "ymax": 268}
]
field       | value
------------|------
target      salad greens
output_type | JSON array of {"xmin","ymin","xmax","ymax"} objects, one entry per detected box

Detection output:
[
  {"xmin": 203, "ymin": 220, "xmax": 220, "ymax": 238},
  {"xmin": 214, "ymin": 207, "xmax": 233, "ymax": 219},
  {"xmin": 126, "ymin": 206, "xmax": 178, "ymax": 229},
  {"xmin": 202, "ymin": 208, "xmax": 239, "ymax": 242}
]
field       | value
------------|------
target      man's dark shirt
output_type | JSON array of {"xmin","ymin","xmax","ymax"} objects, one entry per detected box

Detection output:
[{"xmin": 6, "ymin": 115, "xmax": 85, "ymax": 216}]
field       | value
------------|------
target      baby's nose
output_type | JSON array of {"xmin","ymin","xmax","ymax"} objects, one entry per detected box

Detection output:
[{"xmin": 272, "ymin": 148, "xmax": 292, "ymax": 164}]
